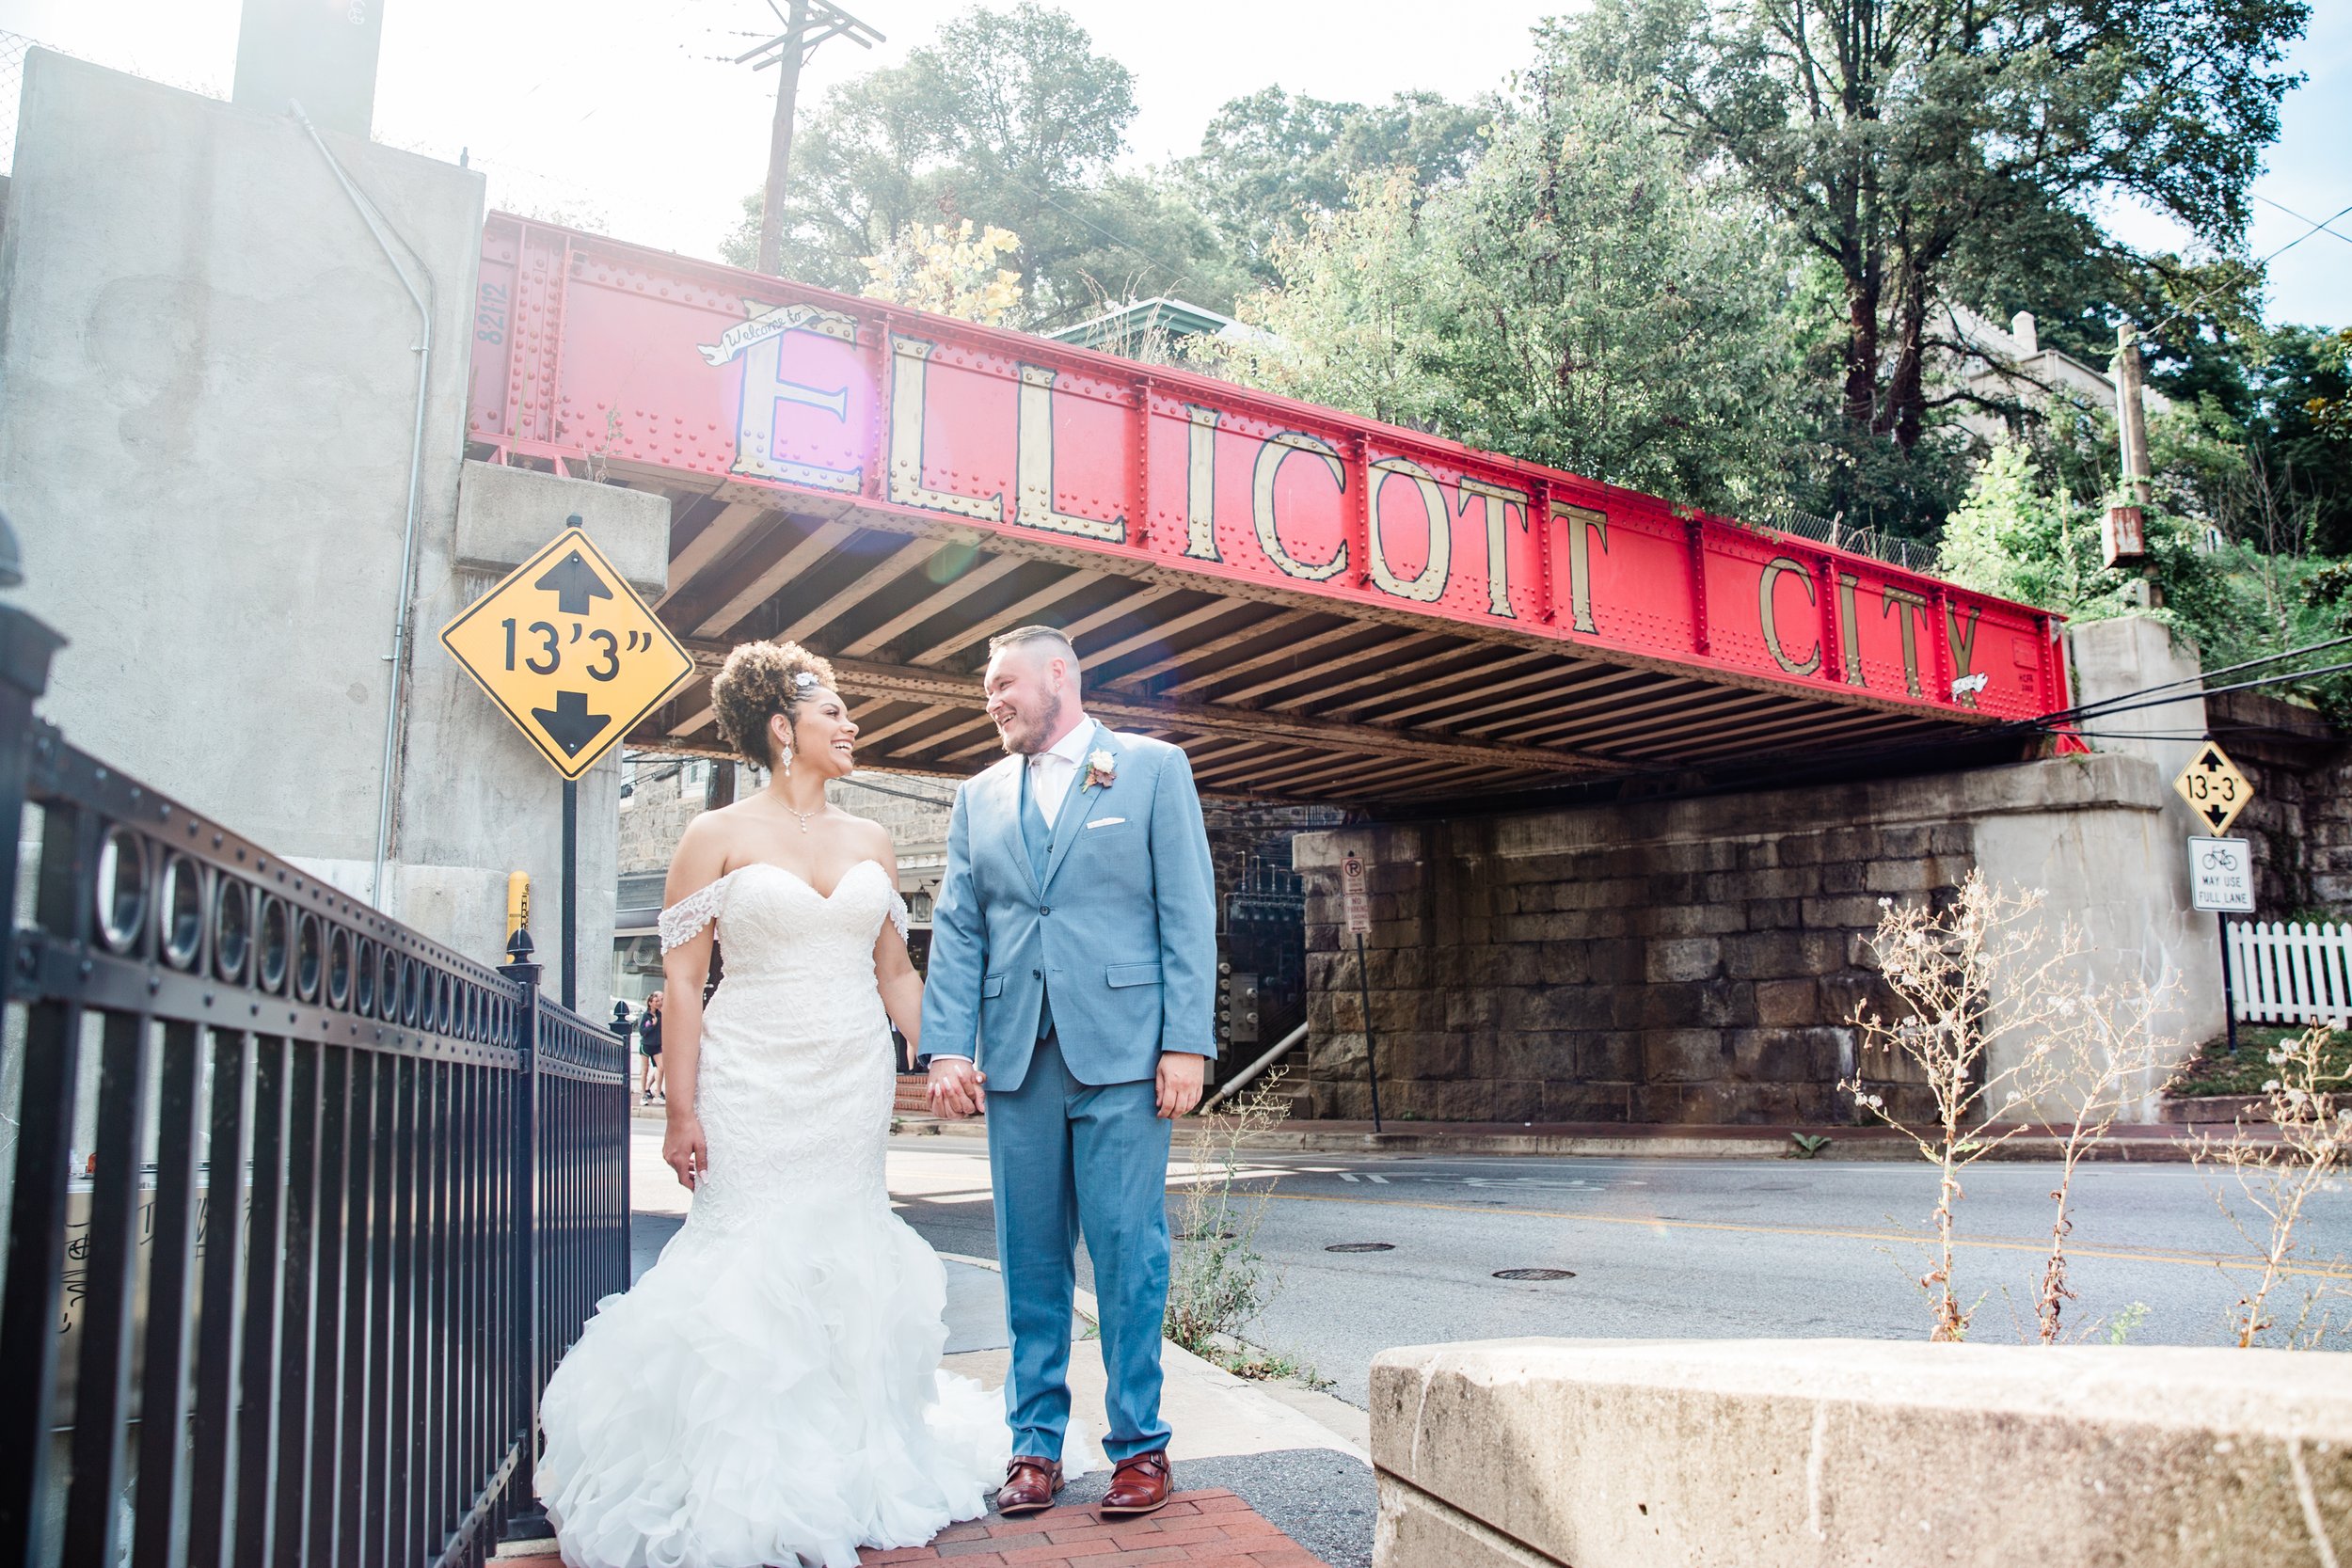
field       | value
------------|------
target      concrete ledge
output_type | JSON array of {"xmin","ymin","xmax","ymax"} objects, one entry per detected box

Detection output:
[
  {"xmin": 453, "ymin": 459, "xmax": 672, "ymax": 596},
  {"xmin": 1371, "ymin": 1338, "xmax": 2352, "ymax": 1566}
]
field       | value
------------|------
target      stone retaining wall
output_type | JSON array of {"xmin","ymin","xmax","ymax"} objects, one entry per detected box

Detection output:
[{"xmin": 1294, "ymin": 753, "xmax": 2219, "ymax": 1125}]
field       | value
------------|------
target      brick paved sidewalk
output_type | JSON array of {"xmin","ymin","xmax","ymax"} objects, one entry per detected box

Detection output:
[{"xmin": 860, "ymin": 1490, "xmax": 1327, "ymax": 1567}]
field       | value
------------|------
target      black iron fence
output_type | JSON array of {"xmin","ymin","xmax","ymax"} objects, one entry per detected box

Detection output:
[{"xmin": 0, "ymin": 603, "xmax": 630, "ymax": 1568}]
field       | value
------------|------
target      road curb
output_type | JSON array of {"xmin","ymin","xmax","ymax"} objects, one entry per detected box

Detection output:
[{"xmin": 899, "ymin": 1116, "xmax": 2223, "ymax": 1164}]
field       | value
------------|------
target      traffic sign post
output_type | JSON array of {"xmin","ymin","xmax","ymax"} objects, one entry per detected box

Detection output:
[
  {"xmin": 2189, "ymin": 835, "xmax": 2257, "ymax": 1054},
  {"xmin": 441, "ymin": 518, "xmax": 695, "ymax": 1006},
  {"xmin": 1342, "ymin": 851, "xmax": 1382, "ymax": 1132}
]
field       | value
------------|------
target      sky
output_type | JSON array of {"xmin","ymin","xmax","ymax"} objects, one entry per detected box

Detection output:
[{"xmin": 1, "ymin": 0, "xmax": 2344, "ymax": 327}]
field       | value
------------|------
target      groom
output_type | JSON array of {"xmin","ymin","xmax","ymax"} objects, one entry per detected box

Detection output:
[{"xmin": 921, "ymin": 624, "xmax": 1218, "ymax": 1519}]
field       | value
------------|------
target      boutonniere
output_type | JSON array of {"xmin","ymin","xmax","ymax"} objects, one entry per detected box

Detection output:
[{"xmin": 1084, "ymin": 749, "xmax": 1117, "ymax": 790}]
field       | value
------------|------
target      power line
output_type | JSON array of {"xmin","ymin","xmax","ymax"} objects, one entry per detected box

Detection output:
[
  {"xmin": 2146, "ymin": 200, "xmax": 2352, "ymax": 343},
  {"xmin": 2042, "ymin": 657, "xmax": 2352, "ymax": 726},
  {"xmin": 2251, "ymin": 192, "xmax": 2352, "ymax": 249},
  {"xmin": 2042, "ymin": 632, "xmax": 2352, "ymax": 727}
]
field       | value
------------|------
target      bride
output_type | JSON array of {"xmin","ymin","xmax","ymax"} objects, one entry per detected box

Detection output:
[{"xmin": 537, "ymin": 640, "xmax": 1030, "ymax": 1568}]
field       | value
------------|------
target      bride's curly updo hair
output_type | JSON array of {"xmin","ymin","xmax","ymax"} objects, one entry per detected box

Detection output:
[{"xmin": 710, "ymin": 640, "xmax": 838, "ymax": 770}]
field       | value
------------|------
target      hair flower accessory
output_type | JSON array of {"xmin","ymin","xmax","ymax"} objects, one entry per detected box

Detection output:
[{"xmin": 1084, "ymin": 749, "xmax": 1117, "ymax": 790}]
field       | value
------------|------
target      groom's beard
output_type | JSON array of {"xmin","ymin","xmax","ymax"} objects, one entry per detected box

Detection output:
[{"xmin": 998, "ymin": 693, "xmax": 1064, "ymax": 755}]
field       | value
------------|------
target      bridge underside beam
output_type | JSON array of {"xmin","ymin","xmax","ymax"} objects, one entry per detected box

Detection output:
[{"xmin": 625, "ymin": 491, "xmax": 2015, "ymax": 805}]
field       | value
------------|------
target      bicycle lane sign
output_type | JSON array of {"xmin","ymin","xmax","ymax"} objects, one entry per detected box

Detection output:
[{"xmin": 2188, "ymin": 836, "xmax": 2255, "ymax": 913}]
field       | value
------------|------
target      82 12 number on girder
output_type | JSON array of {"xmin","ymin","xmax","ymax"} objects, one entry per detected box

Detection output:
[{"xmin": 439, "ymin": 522, "xmax": 696, "ymax": 780}]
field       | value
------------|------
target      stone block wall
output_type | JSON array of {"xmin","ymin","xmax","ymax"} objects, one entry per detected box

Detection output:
[
  {"xmin": 1295, "ymin": 817, "xmax": 1964, "ymax": 1126},
  {"xmin": 2200, "ymin": 689, "xmax": 2352, "ymax": 918},
  {"xmin": 1294, "ymin": 754, "xmax": 2216, "ymax": 1126}
]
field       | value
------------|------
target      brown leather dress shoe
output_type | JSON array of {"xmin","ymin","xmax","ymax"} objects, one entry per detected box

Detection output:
[
  {"xmin": 1098, "ymin": 1449, "xmax": 1171, "ymax": 1517},
  {"xmin": 996, "ymin": 1455, "xmax": 1063, "ymax": 1517}
]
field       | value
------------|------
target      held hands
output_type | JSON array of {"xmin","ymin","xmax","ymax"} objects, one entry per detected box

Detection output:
[
  {"xmin": 928, "ymin": 1056, "xmax": 986, "ymax": 1118},
  {"xmin": 1155, "ymin": 1052, "xmax": 1206, "ymax": 1119},
  {"xmin": 663, "ymin": 1111, "xmax": 709, "ymax": 1191}
]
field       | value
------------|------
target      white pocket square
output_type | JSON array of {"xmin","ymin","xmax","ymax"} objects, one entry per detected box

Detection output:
[{"xmin": 1085, "ymin": 816, "xmax": 1126, "ymax": 830}]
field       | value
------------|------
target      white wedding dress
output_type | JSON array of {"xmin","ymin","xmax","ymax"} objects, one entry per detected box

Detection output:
[{"xmin": 538, "ymin": 859, "xmax": 1012, "ymax": 1568}]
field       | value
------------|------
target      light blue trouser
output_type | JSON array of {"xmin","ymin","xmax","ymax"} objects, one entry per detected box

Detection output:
[{"xmin": 985, "ymin": 1033, "xmax": 1173, "ymax": 1463}]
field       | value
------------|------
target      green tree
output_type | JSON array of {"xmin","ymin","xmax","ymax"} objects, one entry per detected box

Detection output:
[
  {"xmin": 1180, "ymin": 87, "xmax": 1486, "ymax": 284},
  {"xmin": 2246, "ymin": 325, "xmax": 2352, "ymax": 554},
  {"xmin": 1547, "ymin": 0, "xmax": 2310, "ymax": 485},
  {"xmin": 723, "ymin": 5, "xmax": 1238, "ymax": 324},
  {"xmin": 1936, "ymin": 440, "xmax": 2127, "ymax": 615},
  {"xmin": 1939, "ymin": 431, "xmax": 2333, "ymax": 709},
  {"xmin": 1228, "ymin": 76, "xmax": 1804, "ymax": 513}
]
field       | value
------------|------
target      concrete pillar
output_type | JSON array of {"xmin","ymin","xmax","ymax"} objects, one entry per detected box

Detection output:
[
  {"xmin": 0, "ymin": 55, "xmax": 670, "ymax": 1005},
  {"xmin": 2066, "ymin": 614, "xmax": 2207, "ymax": 784}
]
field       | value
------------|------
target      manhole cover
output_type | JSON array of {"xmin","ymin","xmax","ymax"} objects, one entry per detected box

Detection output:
[
  {"xmin": 1326, "ymin": 1243, "xmax": 1396, "ymax": 1253},
  {"xmin": 1493, "ymin": 1268, "xmax": 1576, "ymax": 1281}
]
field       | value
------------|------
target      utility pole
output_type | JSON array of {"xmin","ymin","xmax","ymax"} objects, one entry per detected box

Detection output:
[
  {"xmin": 2105, "ymin": 322, "xmax": 2158, "ymax": 603},
  {"xmin": 739, "ymin": 0, "xmax": 883, "ymax": 275}
]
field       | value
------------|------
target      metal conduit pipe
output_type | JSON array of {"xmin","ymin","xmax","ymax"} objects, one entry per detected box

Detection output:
[
  {"xmin": 1199, "ymin": 1021, "xmax": 1310, "ymax": 1114},
  {"xmin": 294, "ymin": 101, "xmax": 437, "ymax": 910}
]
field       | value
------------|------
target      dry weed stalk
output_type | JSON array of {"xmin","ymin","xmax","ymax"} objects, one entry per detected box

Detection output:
[
  {"xmin": 1842, "ymin": 872, "xmax": 2177, "ymax": 1342},
  {"xmin": 2026, "ymin": 973, "xmax": 2180, "ymax": 1342},
  {"xmin": 1164, "ymin": 1074, "xmax": 1291, "ymax": 1359},
  {"xmin": 2193, "ymin": 1023, "xmax": 2352, "ymax": 1348}
]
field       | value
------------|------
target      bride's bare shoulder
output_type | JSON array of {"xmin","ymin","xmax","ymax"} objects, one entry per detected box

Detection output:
[{"xmin": 671, "ymin": 803, "xmax": 768, "ymax": 872}]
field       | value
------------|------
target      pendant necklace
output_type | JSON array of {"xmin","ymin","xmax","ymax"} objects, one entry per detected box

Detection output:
[{"xmin": 783, "ymin": 802, "xmax": 818, "ymax": 833}]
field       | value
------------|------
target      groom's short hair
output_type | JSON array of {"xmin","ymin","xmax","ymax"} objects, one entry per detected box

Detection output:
[{"xmin": 989, "ymin": 625, "xmax": 1080, "ymax": 683}]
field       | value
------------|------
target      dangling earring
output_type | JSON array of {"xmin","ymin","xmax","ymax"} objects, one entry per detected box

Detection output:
[{"xmin": 780, "ymin": 744, "xmax": 794, "ymax": 778}]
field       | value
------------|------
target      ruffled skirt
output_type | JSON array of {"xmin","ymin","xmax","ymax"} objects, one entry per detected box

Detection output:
[{"xmin": 537, "ymin": 1205, "xmax": 1012, "ymax": 1568}]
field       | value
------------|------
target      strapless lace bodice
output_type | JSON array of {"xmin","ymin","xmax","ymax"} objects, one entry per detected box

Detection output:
[{"xmin": 656, "ymin": 860, "xmax": 911, "ymax": 1224}]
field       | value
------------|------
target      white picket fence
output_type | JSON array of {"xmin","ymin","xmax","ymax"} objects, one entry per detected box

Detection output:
[{"xmin": 2227, "ymin": 920, "xmax": 2352, "ymax": 1024}]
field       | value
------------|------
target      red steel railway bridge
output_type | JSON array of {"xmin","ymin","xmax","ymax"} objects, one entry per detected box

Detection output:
[{"xmin": 466, "ymin": 215, "xmax": 2069, "ymax": 804}]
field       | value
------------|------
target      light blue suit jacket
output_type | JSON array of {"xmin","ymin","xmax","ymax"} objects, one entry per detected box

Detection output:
[{"xmin": 920, "ymin": 722, "xmax": 1218, "ymax": 1092}]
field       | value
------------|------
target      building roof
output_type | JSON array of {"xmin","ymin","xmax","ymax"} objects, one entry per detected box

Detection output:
[{"xmin": 1047, "ymin": 296, "xmax": 1257, "ymax": 353}]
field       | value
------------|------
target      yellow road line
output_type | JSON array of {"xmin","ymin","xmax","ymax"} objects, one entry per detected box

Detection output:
[{"xmin": 1262, "ymin": 1188, "xmax": 2352, "ymax": 1282}]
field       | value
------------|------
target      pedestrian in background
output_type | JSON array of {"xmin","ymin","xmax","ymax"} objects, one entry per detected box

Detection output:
[{"xmin": 640, "ymin": 990, "xmax": 665, "ymax": 1104}]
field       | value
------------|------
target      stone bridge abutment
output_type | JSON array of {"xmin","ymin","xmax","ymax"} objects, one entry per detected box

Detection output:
[{"xmin": 1293, "ymin": 750, "xmax": 2223, "ymax": 1127}]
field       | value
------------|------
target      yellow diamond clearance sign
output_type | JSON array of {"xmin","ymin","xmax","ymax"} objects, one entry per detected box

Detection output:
[
  {"xmin": 439, "ymin": 525, "xmax": 696, "ymax": 780},
  {"xmin": 2171, "ymin": 739, "xmax": 2254, "ymax": 835}
]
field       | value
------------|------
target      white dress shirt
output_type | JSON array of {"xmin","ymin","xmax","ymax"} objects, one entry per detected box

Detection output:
[{"xmin": 1025, "ymin": 715, "xmax": 1098, "ymax": 832}]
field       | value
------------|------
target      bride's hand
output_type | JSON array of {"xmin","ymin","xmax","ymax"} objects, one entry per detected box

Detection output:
[
  {"xmin": 663, "ymin": 1112, "xmax": 709, "ymax": 1190},
  {"xmin": 927, "ymin": 1056, "xmax": 985, "ymax": 1119}
]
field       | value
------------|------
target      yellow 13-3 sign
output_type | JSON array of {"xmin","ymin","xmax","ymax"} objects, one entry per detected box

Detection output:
[
  {"xmin": 2171, "ymin": 740, "xmax": 2254, "ymax": 835},
  {"xmin": 439, "ymin": 524, "xmax": 696, "ymax": 780}
]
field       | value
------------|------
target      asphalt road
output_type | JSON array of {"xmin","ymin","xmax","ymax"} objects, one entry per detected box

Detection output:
[{"xmin": 879, "ymin": 1134, "xmax": 2352, "ymax": 1409}]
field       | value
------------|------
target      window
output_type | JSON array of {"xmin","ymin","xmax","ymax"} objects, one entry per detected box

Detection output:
[{"xmin": 681, "ymin": 759, "xmax": 708, "ymax": 800}]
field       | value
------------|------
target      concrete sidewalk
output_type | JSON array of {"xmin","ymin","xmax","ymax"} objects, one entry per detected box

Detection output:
[
  {"xmin": 524, "ymin": 1130, "xmax": 1375, "ymax": 1567},
  {"xmin": 899, "ymin": 1109, "xmax": 2261, "ymax": 1163}
]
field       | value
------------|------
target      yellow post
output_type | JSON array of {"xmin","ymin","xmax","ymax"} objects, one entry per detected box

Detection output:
[{"xmin": 506, "ymin": 871, "xmax": 532, "ymax": 941}]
